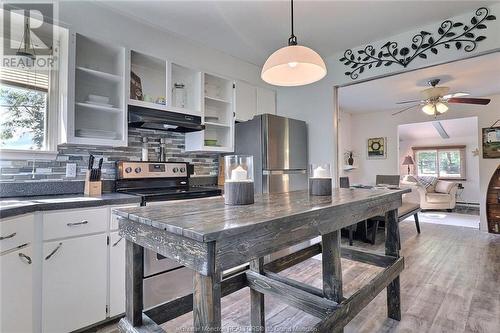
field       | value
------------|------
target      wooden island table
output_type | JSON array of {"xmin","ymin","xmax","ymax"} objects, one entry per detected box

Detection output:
[{"xmin": 114, "ymin": 188, "xmax": 409, "ymax": 333}]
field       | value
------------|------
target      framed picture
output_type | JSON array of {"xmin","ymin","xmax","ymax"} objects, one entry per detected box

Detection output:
[
  {"xmin": 482, "ymin": 127, "xmax": 500, "ymax": 158},
  {"xmin": 367, "ymin": 137, "xmax": 387, "ymax": 159}
]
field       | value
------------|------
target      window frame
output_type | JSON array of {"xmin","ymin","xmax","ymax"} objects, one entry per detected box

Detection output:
[
  {"xmin": 413, "ymin": 145, "xmax": 467, "ymax": 180},
  {"xmin": 0, "ymin": 36, "xmax": 61, "ymax": 160}
]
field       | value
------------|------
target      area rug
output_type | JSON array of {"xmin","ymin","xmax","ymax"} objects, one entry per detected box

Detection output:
[{"xmin": 404, "ymin": 211, "xmax": 480, "ymax": 229}]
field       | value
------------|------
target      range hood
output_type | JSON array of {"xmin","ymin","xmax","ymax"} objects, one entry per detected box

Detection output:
[{"xmin": 128, "ymin": 105, "xmax": 205, "ymax": 133}]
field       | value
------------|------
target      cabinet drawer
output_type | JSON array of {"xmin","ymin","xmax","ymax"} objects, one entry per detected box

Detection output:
[
  {"xmin": 0, "ymin": 214, "xmax": 34, "ymax": 252},
  {"xmin": 43, "ymin": 208, "xmax": 107, "ymax": 240}
]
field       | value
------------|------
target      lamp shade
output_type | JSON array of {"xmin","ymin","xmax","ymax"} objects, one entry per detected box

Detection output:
[
  {"xmin": 402, "ymin": 156, "xmax": 414, "ymax": 165},
  {"xmin": 261, "ymin": 45, "xmax": 327, "ymax": 86}
]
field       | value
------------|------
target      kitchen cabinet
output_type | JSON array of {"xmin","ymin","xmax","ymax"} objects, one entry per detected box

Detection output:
[
  {"xmin": 234, "ymin": 80, "xmax": 256, "ymax": 122},
  {"xmin": 129, "ymin": 50, "xmax": 202, "ymax": 117},
  {"xmin": 62, "ymin": 32, "xmax": 128, "ymax": 147},
  {"xmin": 109, "ymin": 231, "xmax": 125, "ymax": 317},
  {"xmin": 257, "ymin": 86, "xmax": 276, "ymax": 115},
  {"xmin": 0, "ymin": 246, "xmax": 33, "ymax": 333},
  {"xmin": 185, "ymin": 73, "xmax": 235, "ymax": 152},
  {"xmin": 234, "ymin": 81, "xmax": 276, "ymax": 122},
  {"xmin": 42, "ymin": 233, "xmax": 107, "ymax": 333}
]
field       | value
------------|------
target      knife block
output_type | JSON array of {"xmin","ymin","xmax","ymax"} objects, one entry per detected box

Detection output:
[{"xmin": 84, "ymin": 170, "xmax": 102, "ymax": 197}]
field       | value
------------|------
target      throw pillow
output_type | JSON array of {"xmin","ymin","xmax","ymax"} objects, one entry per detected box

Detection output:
[
  {"xmin": 435, "ymin": 181, "xmax": 455, "ymax": 194},
  {"xmin": 417, "ymin": 176, "xmax": 438, "ymax": 192}
]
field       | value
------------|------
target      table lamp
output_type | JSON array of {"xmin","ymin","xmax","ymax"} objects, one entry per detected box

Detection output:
[{"xmin": 402, "ymin": 156, "xmax": 414, "ymax": 175}]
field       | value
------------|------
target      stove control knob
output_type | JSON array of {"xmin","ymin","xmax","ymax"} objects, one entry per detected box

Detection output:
[
  {"xmin": 135, "ymin": 167, "xmax": 142, "ymax": 174},
  {"xmin": 125, "ymin": 167, "xmax": 132, "ymax": 173},
  {"xmin": 173, "ymin": 167, "xmax": 179, "ymax": 173},
  {"xmin": 180, "ymin": 167, "xmax": 186, "ymax": 173}
]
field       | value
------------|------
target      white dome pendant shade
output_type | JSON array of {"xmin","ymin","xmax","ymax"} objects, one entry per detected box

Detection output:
[
  {"xmin": 261, "ymin": 0, "xmax": 327, "ymax": 87},
  {"xmin": 261, "ymin": 45, "xmax": 327, "ymax": 86}
]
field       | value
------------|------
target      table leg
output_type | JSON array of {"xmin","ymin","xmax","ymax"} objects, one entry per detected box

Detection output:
[
  {"xmin": 125, "ymin": 240, "xmax": 144, "ymax": 327},
  {"xmin": 250, "ymin": 257, "xmax": 265, "ymax": 332},
  {"xmin": 193, "ymin": 243, "xmax": 221, "ymax": 333},
  {"xmin": 322, "ymin": 230, "xmax": 343, "ymax": 302},
  {"xmin": 385, "ymin": 209, "xmax": 401, "ymax": 321}
]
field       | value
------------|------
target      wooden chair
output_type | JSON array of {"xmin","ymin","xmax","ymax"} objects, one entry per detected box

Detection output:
[
  {"xmin": 369, "ymin": 174, "xmax": 421, "ymax": 245},
  {"xmin": 339, "ymin": 177, "xmax": 367, "ymax": 245}
]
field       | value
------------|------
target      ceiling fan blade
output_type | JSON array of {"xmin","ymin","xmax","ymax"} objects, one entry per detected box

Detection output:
[
  {"xmin": 396, "ymin": 99, "xmax": 422, "ymax": 104},
  {"xmin": 392, "ymin": 104, "xmax": 419, "ymax": 116},
  {"xmin": 442, "ymin": 92, "xmax": 470, "ymax": 99},
  {"xmin": 447, "ymin": 97, "xmax": 491, "ymax": 105}
]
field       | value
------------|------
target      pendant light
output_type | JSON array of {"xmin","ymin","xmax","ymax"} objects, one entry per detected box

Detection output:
[{"xmin": 261, "ymin": 0, "xmax": 327, "ymax": 86}]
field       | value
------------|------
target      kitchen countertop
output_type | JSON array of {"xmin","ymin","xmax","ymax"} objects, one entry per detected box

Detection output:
[
  {"xmin": 0, "ymin": 193, "xmax": 141, "ymax": 219},
  {"xmin": 115, "ymin": 187, "xmax": 410, "ymax": 243}
]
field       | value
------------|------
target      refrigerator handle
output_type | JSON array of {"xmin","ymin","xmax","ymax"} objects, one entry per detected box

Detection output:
[{"xmin": 263, "ymin": 170, "xmax": 307, "ymax": 175}]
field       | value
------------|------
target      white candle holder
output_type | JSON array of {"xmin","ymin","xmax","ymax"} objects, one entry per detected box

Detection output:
[
  {"xmin": 224, "ymin": 155, "xmax": 254, "ymax": 205},
  {"xmin": 309, "ymin": 163, "xmax": 332, "ymax": 196}
]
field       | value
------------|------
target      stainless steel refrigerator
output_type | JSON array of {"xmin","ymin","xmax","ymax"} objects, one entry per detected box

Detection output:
[{"xmin": 235, "ymin": 114, "xmax": 308, "ymax": 194}]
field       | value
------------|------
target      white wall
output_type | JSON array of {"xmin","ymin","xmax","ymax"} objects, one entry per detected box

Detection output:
[
  {"xmin": 341, "ymin": 95, "xmax": 500, "ymax": 231},
  {"xmin": 58, "ymin": 1, "xmax": 267, "ymax": 88},
  {"xmin": 399, "ymin": 133, "xmax": 480, "ymax": 204}
]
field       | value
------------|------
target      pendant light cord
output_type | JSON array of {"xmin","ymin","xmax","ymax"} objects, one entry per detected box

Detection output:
[{"xmin": 288, "ymin": 0, "xmax": 297, "ymax": 45}]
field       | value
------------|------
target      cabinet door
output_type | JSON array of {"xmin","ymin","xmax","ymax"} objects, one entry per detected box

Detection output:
[
  {"xmin": 42, "ymin": 234, "xmax": 107, "ymax": 333},
  {"xmin": 109, "ymin": 231, "xmax": 125, "ymax": 317},
  {"xmin": 0, "ymin": 246, "xmax": 33, "ymax": 333},
  {"xmin": 234, "ymin": 81, "xmax": 256, "ymax": 122},
  {"xmin": 256, "ymin": 87, "xmax": 276, "ymax": 115}
]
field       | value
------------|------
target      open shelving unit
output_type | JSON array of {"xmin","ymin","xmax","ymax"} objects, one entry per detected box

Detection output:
[
  {"xmin": 71, "ymin": 33, "xmax": 127, "ymax": 146},
  {"xmin": 130, "ymin": 51, "xmax": 167, "ymax": 108},
  {"xmin": 185, "ymin": 73, "xmax": 234, "ymax": 152}
]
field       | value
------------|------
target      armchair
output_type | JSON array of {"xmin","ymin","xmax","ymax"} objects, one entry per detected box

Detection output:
[{"xmin": 401, "ymin": 175, "xmax": 458, "ymax": 211}]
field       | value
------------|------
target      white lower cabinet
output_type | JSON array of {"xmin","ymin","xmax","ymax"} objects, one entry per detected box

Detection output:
[
  {"xmin": 109, "ymin": 231, "xmax": 126, "ymax": 317},
  {"xmin": 42, "ymin": 233, "xmax": 108, "ymax": 333},
  {"xmin": 0, "ymin": 246, "xmax": 33, "ymax": 333}
]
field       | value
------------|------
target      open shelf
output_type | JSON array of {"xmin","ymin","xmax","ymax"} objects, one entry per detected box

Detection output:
[
  {"xmin": 128, "ymin": 98, "xmax": 169, "ymax": 111},
  {"xmin": 205, "ymin": 95, "xmax": 231, "ymax": 104},
  {"xmin": 204, "ymin": 121, "xmax": 231, "ymax": 128},
  {"xmin": 169, "ymin": 62, "xmax": 202, "ymax": 113},
  {"xmin": 75, "ymin": 102, "xmax": 122, "ymax": 113},
  {"xmin": 71, "ymin": 33, "xmax": 126, "ymax": 146},
  {"xmin": 130, "ymin": 51, "xmax": 167, "ymax": 105},
  {"xmin": 76, "ymin": 66, "xmax": 122, "ymax": 82}
]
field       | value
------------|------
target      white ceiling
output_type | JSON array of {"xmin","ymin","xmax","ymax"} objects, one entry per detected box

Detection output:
[
  {"xmin": 100, "ymin": 0, "xmax": 493, "ymax": 66},
  {"xmin": 398, "ymin": 117, "xmax": 478, "ymax": 141},
  {"xmin": 339, "ymin": 52, "xmax": 500, "ymax": 113}
]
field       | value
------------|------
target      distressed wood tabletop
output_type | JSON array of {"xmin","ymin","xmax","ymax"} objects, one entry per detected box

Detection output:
[{"xmin": 114, "ymin": 188, "xmax": 410, "ymax": 243}]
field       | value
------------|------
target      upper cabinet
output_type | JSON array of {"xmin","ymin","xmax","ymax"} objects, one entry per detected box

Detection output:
[
  {"xmin": 62, "ymin": 33, "xmax": 127, "ymax": 147},
  {"xmin": 129, "ymin": 50, "xmax": 202, "ymax": 116},
  {"xmin": 234, "ymin": 81, "xmax": 276, "ymax": 122},
  {"xmin": 185, "ymin": 73, "xmax": 235, "ymax": 152}
]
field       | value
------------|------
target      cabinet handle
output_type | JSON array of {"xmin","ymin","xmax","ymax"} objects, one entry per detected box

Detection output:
[
  {"xmin": 18, "ymin": 253, "xmax": 32, "ymax": 265},
  {"xmin": 67, "ymin": 220, "xmax": 88, "ymax": 227},
  {"xmin": 45, "ymin": 242, "xmax": 62, "ymax": 260},
  {"xmin": 112, "ymin": 237, "xmax": 123, "ymax": 247},
  {"xmin": 0, "ymin": 232, "xmax": 16, "ymax": 241}
]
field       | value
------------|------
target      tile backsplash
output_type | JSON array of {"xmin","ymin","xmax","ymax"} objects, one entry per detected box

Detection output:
[{"xmin": 0, "ymin": 129, "xmax": 219, "ymax": 182}]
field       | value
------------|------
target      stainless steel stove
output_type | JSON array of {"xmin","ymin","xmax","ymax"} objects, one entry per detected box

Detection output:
[{"xmin": 116, "ymin": 161, "xmax": 221, "ymax": 308}]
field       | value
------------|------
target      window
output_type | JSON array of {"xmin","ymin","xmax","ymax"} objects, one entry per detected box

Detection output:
[
  {"xmin": 0, "ymin": 68, "xmax": 49, "ymax": 150},
  {"xmin": 414, "ymin": 146, "xmax": 466, "ymax": 180}
]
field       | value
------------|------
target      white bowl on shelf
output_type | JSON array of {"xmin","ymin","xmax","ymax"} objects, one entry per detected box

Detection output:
[{"xmin": 88, "ymin": 94, "xmax": 110, "ymax": 105}]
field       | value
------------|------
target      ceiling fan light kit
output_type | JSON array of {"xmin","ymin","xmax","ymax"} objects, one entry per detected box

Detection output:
[
  {"xmin": 394, "ymin": 78, "xmax": 491, "ymax": 117},
  {"xmin": 261, "ymin": 0, "xmax": 327, "ymax": 87}
]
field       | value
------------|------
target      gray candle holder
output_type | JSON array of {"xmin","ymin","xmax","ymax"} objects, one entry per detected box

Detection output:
[
  {"xmin": 224, "ymin": 155, "xmax": 255, "ymax": 205},
  {"xmin": 309, "ymin": 178, "xmax": 332, "ymax": 196},
  {"xmin": 224, "ymin": 182, "xmax": 254, "ymax": 205}
]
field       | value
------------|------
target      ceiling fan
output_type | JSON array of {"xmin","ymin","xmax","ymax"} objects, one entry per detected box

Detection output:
[{"xmin": 392, "ymin": 79, "xmax": 491, "ymax": 116}]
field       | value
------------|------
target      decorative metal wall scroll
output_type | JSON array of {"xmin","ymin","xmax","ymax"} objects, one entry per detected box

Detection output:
[{"xmin": 340, "ymin": 7, "xmax": 496, "ymax": 80}]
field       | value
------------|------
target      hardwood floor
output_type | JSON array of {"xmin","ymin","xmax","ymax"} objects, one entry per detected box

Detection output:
[{"xmin": 96, "ymin": 220, "xmax": 500, "ymax": 333}]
